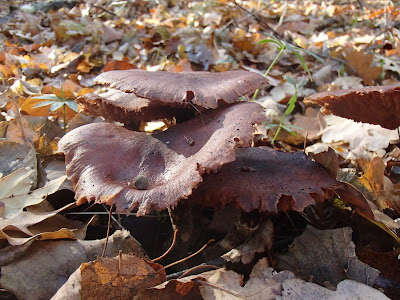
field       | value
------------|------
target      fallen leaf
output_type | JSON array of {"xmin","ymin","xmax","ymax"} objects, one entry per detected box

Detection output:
[
  {"xmin": 282, "ymin": 279, "xmax": 390, "ymax": 300},
  {"xmin": 1, "ymin": 230, "xmax": 144, "ymax": 300},
  {"xmin": 0, "ymin": 141, "xmax": 36, "ymax": 180},
  {"xmin": 276, "ymin": 226, "xmax": 379, "ymax": 287},
  {"xmin": 1, "ymin": 174, "xmax": 66, "ymax": 218},
  {"xmin": 319, "ymin": 115, "xmax": 399, "ymax": 161},
  {"xmin": 222, "ymin": 219, "xmax": 273, "ymax": 264},
  {"xmin": 57, "ymin": 254, "xmax": 165, "ymax": 300},
  {"xmin": 345, "ymin": 49, "xmax": 382, "ymax": 85}
]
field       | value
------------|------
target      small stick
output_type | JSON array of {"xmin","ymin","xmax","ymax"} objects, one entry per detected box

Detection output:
[
  {"xmin": 192, "ymin": 279, "xmax": 246, "ymax": 299},
  {"xmin": 101, "ymin": 204, "xmax": 114, "ymax": 257},
  {"xmin": 152, "ymin": 229, "xmax": 178, "ymax": 262},
  {"xmin": 162, "ymin": 239, "xmax": 215, "ymax": 270},
  {"xmin": 178, "ymin": 264, "xmax": 219, "ymax": 279},
  {"xmin": 303, "ymin": 131, "xmax": 308, "ymax": 151}
]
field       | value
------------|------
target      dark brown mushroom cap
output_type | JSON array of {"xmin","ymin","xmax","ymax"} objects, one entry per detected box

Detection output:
[
  {"xmin": 76, "ymin": 89, "xmax": 195, "ymax": 127},
  {"xmin": 94, "ymin": 70, "xmax": 267, "ymax": 109},
  {"xmin": 304, "ymin": 85, "xmax": 400, "ymax": 129},
  {"xmin": 58, "ymin": 102, "xmax": 266, "ymax": 215},
  {"xmin": 189, "ymin": 147, "xmax": 344, "ymax": 212}
]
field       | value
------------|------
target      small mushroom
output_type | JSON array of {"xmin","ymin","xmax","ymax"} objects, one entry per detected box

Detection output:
[
  {"xmin": 58, "ymin": 102, "xmax": 266, "ymax": 215},
  {"xmin": 94, "ymin": 70, "xmax": 267, "ymax": 109},
  {"xmin": 304, "ymin": 85, "xmax": 400, "ymax": 129}
]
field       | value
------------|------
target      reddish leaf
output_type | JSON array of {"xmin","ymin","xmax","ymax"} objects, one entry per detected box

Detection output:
[{"xmin": 304, "ymin": 85, "xmax": 400, "ymax": 129}]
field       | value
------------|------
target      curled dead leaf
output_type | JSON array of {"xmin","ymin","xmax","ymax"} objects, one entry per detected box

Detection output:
[{"xmin": 304, "ymin": 85, "xmax": 400, "ymax": 130}]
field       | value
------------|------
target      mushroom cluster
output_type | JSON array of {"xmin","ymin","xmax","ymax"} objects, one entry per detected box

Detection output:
[{"xmin": 59, "ymin": 69, "xmax": 371, "ymax": 218}]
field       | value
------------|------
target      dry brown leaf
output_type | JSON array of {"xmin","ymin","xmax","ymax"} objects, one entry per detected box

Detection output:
[
  {"xmin": 305, "ymin": 85, "xmax": 400, "ymax": 130},
  {"xmin": 282, "ymin": 279, "xmax": 390, "ymax": 300},
  {"xmin": 276, "ymin": 226, "xmax": 379, "ymax": 287},
  {"xmin": 1, "ymin": 230, "xmax": 145, "ymax": 300},
  {"xmin": 0, "ymin": 141, "xmax": 36, "ymax": 178},
  {"xmin": 79, "ymin": 254, "xmax": 165, "ymax": 299},
  {"xmin": 222, "ymin": 219, "xmax": 273, "ymax": 264},
  {"xmin": 21, "ymin": 94, "xmax": 77, "ymax": 122},
  {"xmin": 345, "ymin": 49, "xmax": 382, "ymax": 85},
  {"xmin": 137, "ymin": 257, "xmax": 388, "ymax": 300},
  {"xmin": 135, "ymin": 276, "xmax": 203, "ymax": 300}
]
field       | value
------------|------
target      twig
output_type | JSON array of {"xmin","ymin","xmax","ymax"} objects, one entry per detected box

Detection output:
[
  {"xmin": 101, "ymin": 204, "xmax": 142, "ymax": 245},
  {"xmin": 232, "ymin": 0, "xmax": 289, "ymax": 43},
  {"xmin": 65, "ymin": 211, "xmax": 168, "ymax": 218},
  {"xmin": 101, "ymin": 204, "xmax": 114, "ymax": 257},
  {"xmin": 166, "ymin": 257, "xmax": 225, "ymax": 280},
  {"xmin": 152, "ymin": 229, "xmax": 178, "ymax": 262},
  {"xmin": 90, "ymin": 4, "xmax": 117, "ymax": 16},
  {"xmin": 232, "ymin": 0, "xmax": 345, "ymax": 64},
  {"xmin": 303, "ymin": 131, "xmax": 308, "ymax": 151},
  {"xmin": 178, "ymin": 264, "xmax": 219, "ymax": 279},
  {"xmin": 192, "ymin": 279, "xmax": 246, "ymax": 299},
  {"xmin": 162, "ymin": 239, "xmax": 215, "ymax": 270}
]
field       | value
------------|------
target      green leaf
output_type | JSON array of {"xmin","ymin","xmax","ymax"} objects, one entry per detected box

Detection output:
[
  {"xmin": 292, "ymin": 49, "xmax": 312, "ymax": 81},
  {"xmin": 265, "ymin": 123, "xmax": 278, "ymax": 130},
  {"xmin": 298, "ymin": 79, "xmax": 308, "ymax": 89},
  {"xmin": 285, "ymin": 92, "xmax": 297, "ymax": 116},
  {"xmin": 285, "ymin": 76, "xmax": 297, "ymax": 87},
  {"xmin": 31, "ymin": 94, "xmax": 62, "ymax": 101},
  {"xmin": 34, "ymin": 101, "xmax": 58, "ymax": 108},
  {"xmin": 297, "ymin": 47, "xmax": 325, "ymax": 64},
  {"xmin": 280, "ymin": 124, "xmax": 297, "ymax": 136},
  {"xmin": 65, "ymin": 100, "xmax": 78, "ymax": 112},
  {"xmin": 258, "ymin": 39, "xmax": 282, "ymax": 46},
  {"xmin": 50, "ymin": 102, "xmax": 64, "ymax": 111}
]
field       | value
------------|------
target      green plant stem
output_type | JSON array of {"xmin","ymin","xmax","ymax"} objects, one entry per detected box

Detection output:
[
  {"xmin": 272, "ymin": 114, "xmax": 285, "ymax": 145},
  {"xmin": 252, "ymin": 47, "xmax": 285, "ymax": 101}
]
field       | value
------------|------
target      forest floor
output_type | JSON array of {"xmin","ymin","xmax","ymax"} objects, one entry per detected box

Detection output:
[{"xmin": 0, "ymin": 0, "xmax": 399, "ymax": 299}]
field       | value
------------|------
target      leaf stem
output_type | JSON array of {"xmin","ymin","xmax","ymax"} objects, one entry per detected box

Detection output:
[{"xmin": 252, "ymin": 47, "xmax": 285, "ymax": 101}]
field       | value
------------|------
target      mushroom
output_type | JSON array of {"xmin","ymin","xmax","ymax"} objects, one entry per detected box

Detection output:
[
  {"xmin": 59, "ymin": 69, "xmax": 376, "ymax": 267},
  {"xmin": 59, "ymin": 102, "xmax": 266, "ymax": 216},
  {"xmin": 188, "ymin": 147, "xmax": 345, "ymax": 212},
  {"xmin": 304, "ymin": 85, "xmax": 400, "ymax": 129},
  {"xmin": 76, "ymin": 89, "xmax": 196, "ymax": 128},
  {"xmin": 94, "ymin": 69, "xmax": 268, "ymax": 109}
]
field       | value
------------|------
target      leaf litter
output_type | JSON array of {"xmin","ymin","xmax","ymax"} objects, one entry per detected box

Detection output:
[{"xmin": 0, "ymin": 0, "xmax": 399, "ymax": 299}]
